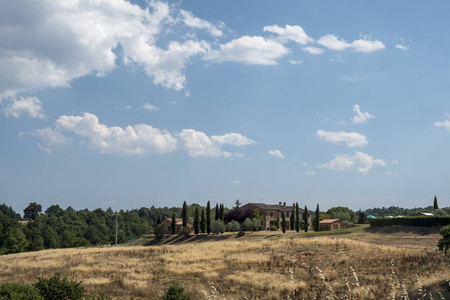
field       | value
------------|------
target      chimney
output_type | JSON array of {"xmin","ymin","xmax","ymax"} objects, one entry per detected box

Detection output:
[
  {"xmin": 283, "ymin": 202, "xmax": 286, "ymax": 207},
  {"xmin": 279, "ymin": 201, "xmax": 282, "ymax": 206}
]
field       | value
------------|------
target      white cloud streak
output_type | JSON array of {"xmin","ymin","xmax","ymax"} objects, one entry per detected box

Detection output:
[
  {"xmin": 316, "ymin": 130, "xmax": 368, "ymax": 148},
  {"xmin": 268, "ymin": 149, "xmax": 285, "ymax": 158},
  {"xmin": 395, "ymin": 44, "xmax": 408, "ymax": 51},
  {"xmin": 3, "ymin": 97, "xmax": 46, "ymax": 119},
  {"xmin": 180, "ymin": 10, "xmax": 223, "ymax": 37},
  {"xmin": 351, "ymin": 104, "xmax": 375, "ymax": 124},
  {"xmin": 435, "ymin": 120, "xmax": 450, "ymax": 131},
  {"xmin": 263, "ymin": 25, "xmax": 314, "ymax": 45},
  {"xmin": 318, "ymin": 152, "xmax": 386, "ymax": 175},
  {"xmin": 317, "ymin": 34, "xmax": 385, "ymax": 53},
  {"xmin": 302, "ymin": 47, "xmax": 325, "ymax": 55},
  {"xmin": 143, "ymin": 103, "xmax": 159, "ymax": 111}
]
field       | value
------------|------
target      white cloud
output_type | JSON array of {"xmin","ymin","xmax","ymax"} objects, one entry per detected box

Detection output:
[
  {"xmin": 3, "ymin": 97, "xmax": 46, "ymax": 119},
  {"xmin": 205, "ymin": 36, "xmax": 289, "ymax": 65},
  {"xmin": 0, "ymin": 0, "xmax": 214, "ymax": 98},
  {"xmin": 179, "ymin": 129, "xmax": 255, "ymax": 158},
  {"xmin": 390, "ymin": 160, "xmax": 399, "ymax": 165},
  {"xmin": 351, "ymin": 104, "xmax": 375, "ymax": 124},
  {"xmin": 263, "ymin": 25, "xmax": 313, "ymax": 45},
  {"xmin": 268, "ymin": 149, "xmax": 285, "ymax": 158},
  {"xmin": 143, "ymin": 103, "xmax": 159, "ymax": 111},
  {"xmin": 395, "ymin": 44, "xmax": 408, "ymax": 51},
  {"xmin": 289, "ymin": 60, "xmax": 303, "ymax": 66},
  {"xmin": 434, "ymin": 120, "xmax": 450, "ymax": 131},
  {"xmin": 169, "ymin": 101, "xmax": 177, "ymax": 105},
  {"xmin": 306, "ymin": 170, "xmax": 316, "ymax": 176},
  {"xmin": 231, "ymin": 180, "xmax": 242, "ymax": 184},
  {"xmin": 318, "ymin": 152, "xmax": 386, "ymax": 175},
  {"xmin": 120, "ymin": 105, "xmax": 132, "ymax": 110},
  {"xmin": 316, "ymin": 130, "xmax": 368, "ymax": 148},
  {"xmin": 317, "ymin": 34, "xmax": 385, "ymax": 53},
  {"xmin": 302, "ymin": 47, "xmax": 325, "ymax": 55},
  {"xmin": 180, "ymin": 10, "xmax": 223, "ymax": 37}
]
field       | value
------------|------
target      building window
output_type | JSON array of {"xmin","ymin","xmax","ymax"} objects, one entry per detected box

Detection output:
[
  {"xmin": 287, "ymin": 213, "xmax": 289, "ymax": 217},
  {"xmin": 270, "ymin": 212, "xmax": 273, "ymax": 217}
]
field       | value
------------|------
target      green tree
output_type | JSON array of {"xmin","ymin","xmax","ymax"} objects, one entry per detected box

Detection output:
[
  {"xmin": 4, "ymin": 227, "xmax": 28, "ymax": 254},
  {"xmin": 250, "ymin": 209, "xmax": 264, "ymax": 230},
  {"xmin": 0, "ymin": 282, "xmax": 44, "ymax": 300},
  {"xmin": 182, "ymin": 201, "xmax": 187, "ymax": 228},
  {"xmin": 281, "ymin": 213, "xmax": 286, "ymax": 233},
  {"xmin": 326, "ymin": 207, "xmax": 356, "ymax": 223},
  {"xmin": 357, "ymin": 211, "xmax": 366, "ymax": 224},
  {"xmin": 304, "ymin": 206, "xmax": 309, "ymax": 232},
  {"xmin": 438, "ymin": 224, "xmax": 450, "ymax": 254},
  {"xmin": 314, "ymin": 204, "xmax": 320, "ymax": 232},
  {"xmin": 290, "ymin": 208, "xmax": 295, "ymax": 230},
  {"xmin": 206, "ymin": 201, "xmax": 211, "ymax": 234},
  {"xmin": 23, "ymin": 203, "xmax": 42, "ymax": 220},
  {"xmin": 295, "ymin": 203, "xmax": 300, "ymax": 233},
  {"xmin": 233, "ymin": 199, "xmax": 241, "ymax": 209},
  {"xmin": 200, "ymin": 209, "xmax": 206, "ymax": 233},
  {"xmin": 171, "ymin": 214, "xmax": 176, "ymax": 234},
  {"xmin": 34, "ymin": 273, "xmax": 85, "ymax": 300},
  {"xmin": 154, "ymin": 223, "xmax": 168, "ymax": 241},
  {"xmin": 193, "ymin": 207, "xmax": 199, "ymax": 235},
  {"xmin": 26, "ymin": 227, "xmax": 44, "ymax": 252},
  {"xmin": 157, "ymin": 215, "xmax": 162, "ymax": 225},
  {"xmin": 434, "ymin": 195, "xmax": 439, "ymax": 211},
  {"xmin": 243, "ymin": 218, "xmax": 259, "ymax": 233},
  {"xmin": 210, "ymin": 220, "xmax": 225, "ymax": 234},
  {"xmin": 215, "ymin": 203, "xmax": 219, "ymax": 221},
  {"xmin": 161, "ymin": 282, "xmax": 191, "ymax": 300},
  {"xmin": 225, "ymin": 220, "xmax": 240, "ymax": 233},
  {"xmin": 219, "ymin": 204, "xmax": 224, "ymax": 221},
  {"xmin": 42, "ymin": 225, "xmax": 60, "ymax": 249}
]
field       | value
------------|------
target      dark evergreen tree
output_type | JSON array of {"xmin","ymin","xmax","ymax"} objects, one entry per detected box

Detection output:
[
  {"xmin": 200, "ymin": 209, "xmax": 206, "ymax": 233},
  {"xmin": 315, "ymin": 204, "xmax": 320, "ymax": 231},
  {"xmin": 434, "ymin": 195, "xmax": 439, "ymax": 211},
  {"xmin": 23, "ymin": 203, "xmax": 42, "ymax": 220},
  {"xmin": 215, "ymin": 203, "xmax": 219, "ymax": 221},
  {"xmin": 206, "ymin": 201, "xmax": 211, "ymax": 234},
  {"xmin": 156, "ymin": 214, "xmax": 162, "ymax": 225},
  {"xmin": 281, "ymin": 213, "xmax": 286, "ymax": 233},
  {"xmin": 171, "ymin": 213, "xmax": 176, "ymax": 234},
  {"xmin": 234, "ymin": 199, "xmax": 241, "ymax": 209},
  {"xmin": 182, "ymin": 201, "xmax": 187, "ymax": 228},
  {"xmin": 194, "ymin": 207, "xmax": 199, "ymax": 234},
  {"xmin": 290, "ymin": 208, "xmax": 295, "ymax": 230},
  {"xmin": 219, "ymin": 204, "xmax": 224, "ymax": 221},
  {"xmin": 304, "ymin": 206, "xmax": 309, "ymax": 232},
  {"xmin": 295, "ymin": 202, "xmax": 300, "ymax": 233}
]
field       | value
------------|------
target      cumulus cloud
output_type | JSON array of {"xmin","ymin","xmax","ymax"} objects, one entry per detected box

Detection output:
[
  {"xmin": 435, "ymin": 120, "xmax": 450, "ymax": 131},
  {"xmin": 317, "ymin": 34, "xmax": 385, "ymax": 53},
  {"xmin": 317, "ymin": 152, "xmax": 386, "ymax": 175},
  {"xmin": 268, "ymin": 149, "xmax": 285, "ymax": 158},
  {"xmin": 0, "ymin": 0, "xmax": 214, "ymax": 99},
  {"xmin": 263, "ymin": 25, "xmax": 313, "ymax": 45},
  {"xmin": 204, "ymin": 36, "xmax": 289, "ymax": 65},
  {"xmin": 180, "ymin": 9, "xmax": 223, "ymax": 37},
  {"xmin": 143, "ymin": 103, "xmax": 159, "ymax": 111},
  {"xmin": 351, "ymin": 104, "xmax": 375, "ymax": 124},
  {"xmin": 302, "ymin": 47, "xmax": 325, "ymax": 54},
  {"xmin": 179, "ymin": 129, "xmax": 255, "ymax": 157},
  {"xmin": 316, "ymin": 130, "xmax": 368, "ymax": 148},
  {"xmin": 395, "ymin": 44, "xmax": 408, "ymax": 51},
  {"xmin": 289, "ymin": 60, "xmax": 303, "ymax": 65},
  {"xmin": 3, "ymin": 97, "xmax": 46, "ymax": 119}
]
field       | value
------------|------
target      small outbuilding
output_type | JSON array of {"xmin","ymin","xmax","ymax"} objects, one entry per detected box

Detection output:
[
  {"xmin": 319, "ymin": 219, "xmax": 343, "ymax": 231},
  {"xmin": 161, "ymin": 218, "xmax": 194, "ymax": 234}
]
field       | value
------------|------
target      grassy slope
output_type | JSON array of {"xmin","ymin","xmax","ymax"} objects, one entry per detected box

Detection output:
[{"xmin": 0, "ymin": 226, "xmax": 448, "ymax": 299}]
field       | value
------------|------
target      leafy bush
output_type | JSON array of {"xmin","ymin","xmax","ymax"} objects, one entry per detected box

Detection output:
[
  {"xmin": 161, "ymin": 282, "xmax": 191, "ymax": 300},
  {"xmin": 269, "ymin": 225, "xmax": 278, "ymax": 231},
  {"xmin": 225, "ymin": 220, "xmax": 241, "ymax": 233},
  {"xmin": 438, "ymin": 224, "xmax": 450, "ymax": 254},
  {"xmin": 237, "ymin": 231, "xmax": 245, "ymax": 237},
  {"xmin": 0, "ymin": 282, "xmax": 43, "ymax": 300},
  {"xmin": 370, "ymin": 216, "xmax": 450, "ymax": 227},
  {"xmin": 154, "ymin": 223, "xmax": 168, "ymax": 241},
  {"xmin": 179, "ymin": 227, "xmax": 191, "ymax": 237},
  {"xmin": 210, "ymin": 220, "xmax": 225, "ymax": 234},
  {"xmin": 33, "ymin": 273, "xmax": 85, "ymax": 300}
]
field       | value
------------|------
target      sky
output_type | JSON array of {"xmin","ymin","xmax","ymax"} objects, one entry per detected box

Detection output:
[{"xmin": 1, "ymin": 0, "xmax": 450, "ymax": 214}]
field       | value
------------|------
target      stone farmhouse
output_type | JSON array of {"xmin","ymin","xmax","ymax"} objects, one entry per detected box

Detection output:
[
  {"xmin": 161, "ymin": 218, "xmax": 194, "ymax": 234},
  {"xmin": 319, "ymin": 219, "xmax": 343, "ymax": 231},
  {"xmin": 240, "ymin": 202, "xmax": 314, "ymax": 230}
]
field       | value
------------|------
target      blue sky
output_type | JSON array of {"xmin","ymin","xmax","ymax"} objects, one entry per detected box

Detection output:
[{"xmin": 1, "ymin": 0, "xmax": 450, "ymax": 213}]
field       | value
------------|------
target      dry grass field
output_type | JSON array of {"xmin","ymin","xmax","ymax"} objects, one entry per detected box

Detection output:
[{"xmin": 0, "ymin": 226, "xmax": 449, "ymax": 299}]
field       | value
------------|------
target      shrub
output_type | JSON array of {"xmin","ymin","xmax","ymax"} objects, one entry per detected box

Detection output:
[
  {"xmin": 370, "ymin": 216, "xmax": 450, "ymax": 227},
  {"xmin": 237, "ymin": 231, "xmax": 245, "ymax": 237},
  {"xmin": 225, "ymin": 220, "xmax": 240, "ymax": 233},
  {"xmin": 438, "ymin": 224, "xmax": 450, "ymax": 254},
  {"xmin": 0, "ymin": 282, "xmax": 43, "ymax": 300},
  {"xmin": 33, "ymin": 273, "xmax": 85, "ymax": 300},
  {"xmin": 179, "ymin": 227, "xmax": 190, "ymax": 237},
  {"xmin": 269, "ymin": 225, "xmax": 278, "ymax": 231},
  {"xmin": 161, "ymin": 282, "xmax": 191, "ymax": 300},
  {"xmin": 154, "ymin": 223, "xmax": 168, "ymax": 241},
  {"xmin": 210, "ymin": 220, "xmax": 225, "ymax": 234}
]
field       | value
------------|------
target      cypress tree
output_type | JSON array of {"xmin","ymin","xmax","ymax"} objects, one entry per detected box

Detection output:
[
  {"xmin": 219, "ymin": 204, "xmax": 224, "ymax": 221},
  {"xmin": 434, "ymin": 195, "xmax": 439, "ymax": 211},
  {"xmin": 304, "ymin": 206, "xmax": 309, "ymax": 232},
  {"xmin": 290, "ymin": 208, "xmax": 295, "ymax": 230},
  {"xmin": 315, "ymin": 204, "xmax": 320, "ymax": 232},
  {"xmin": 206, "ymin": 201, "xmax": 211, "ymax": 234},
  {"xmin": 215, "ymin": 203, "xmax": 219, "ymax": 221},
  {"xmin": 281, "ymin": 213, "xmax": 286, "ymax": 233},
  {"xmin": 182, "ymin": 201, "xmax": 187, "ymax": 228},
  {"xmin": 200, "ymin": 209, "xmax": 206, "ymax": 233},
  {"xmin": 157, "ymin": 214, "xmax": 161, "ymax": 225},
  {"xmin": 171, "ymin": 213, "xmax": 176, "ymax": 234},
  {"xmin": 194, "ymin": 206, "xmax": 199, "ymax": 234},
  {"xmin": 295, "ymin": 202, "xmax": 300, "ymax": 233}
]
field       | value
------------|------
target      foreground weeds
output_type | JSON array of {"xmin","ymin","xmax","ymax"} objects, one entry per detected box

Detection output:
[{"xmin": 0, "ymin": 237, "xmax": 449, "ymax": 299}]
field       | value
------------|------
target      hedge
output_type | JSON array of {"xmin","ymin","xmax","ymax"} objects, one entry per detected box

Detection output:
[{"xmin": 370, "ymin": 216, "xmax": 450, "ymax": 227}]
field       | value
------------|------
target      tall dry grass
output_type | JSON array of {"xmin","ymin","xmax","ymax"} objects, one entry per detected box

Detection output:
[{"xmin": 0, "ymin": 237, "xmax": 449, "ymax": 299}]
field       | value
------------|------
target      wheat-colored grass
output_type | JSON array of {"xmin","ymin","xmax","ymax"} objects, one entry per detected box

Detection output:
[{"xmin": 0, "ymin": 233, "xmax": 449, "ymax": 299}]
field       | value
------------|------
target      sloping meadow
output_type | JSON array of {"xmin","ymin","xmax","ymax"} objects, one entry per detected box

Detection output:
[{"xmin": 0, "ymin": 237, "xmax": 449, "ymax": 299}]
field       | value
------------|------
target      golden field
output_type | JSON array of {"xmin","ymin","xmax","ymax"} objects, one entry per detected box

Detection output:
[{"xmin": 0, "ymin": 226, "xmax": 449, "ymax": 299}]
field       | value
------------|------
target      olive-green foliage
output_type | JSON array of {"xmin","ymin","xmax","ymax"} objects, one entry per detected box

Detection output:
[
  {"xmin": 326, "ymin": 207, "xmax": 356, "ymax": 223},
  {"xmin": 250, "ymin": 209, "xmax": 264, "ymax": 230},
  {"xmin": 225, "ymin": 220, "xmax": 240, "ymax": 233},
  {"xmin": 237, "ymin": 231, "xmax": 245, "ymax": 237},
  {"xmin": 161, "ymin": 282, "xmax": 191, "ymax": 300},
  {"xmin": 154, "ymin": 223, "xmax": 168, "ymax": 241},
  {"xmin": 0, "ymin": 282, "xmax": 44, "ymax": 300},
  {"xmin": 179, "ymin": 227, "xmax": 190, "ymax": 237},
  {"xmin": 438, "ymin": 224, "xmax": 450, "ymax": 254},
  {"xmin": 269, "ymin": 225, "xmax": 278, "ymax": 231},
  {"xmin": 210, "ymin": 220, "xmax": 225, "ymax": 234},
  {"xmin": 34, "ymin": 273, "xmax": 85, "ymax": 300}
]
